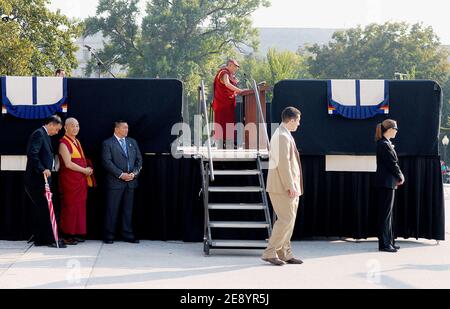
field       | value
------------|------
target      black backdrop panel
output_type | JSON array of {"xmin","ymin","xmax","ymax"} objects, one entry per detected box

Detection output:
[
  {"xmin": 0, "ymin": 156, "xmax": 444, "ymax": 241},
  {"xmin": 271, "ymin": 80, "xmax": 442, "ymax": 156},
  {"xmin": 0, "ymin": 78, "xmax": 183, "ymax": 155}
]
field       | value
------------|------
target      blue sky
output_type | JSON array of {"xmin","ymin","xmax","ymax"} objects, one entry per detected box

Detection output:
[{"xmin": 49, "ymin": 0, "xmax": 450, "ymax": 44}]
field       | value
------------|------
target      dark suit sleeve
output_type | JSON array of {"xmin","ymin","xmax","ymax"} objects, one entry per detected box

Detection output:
[
  {"xmin": 27, "ymin": 131, "xmax": 46, "ymax": 174},
  {"xmin": 132, "ymin": 139, "xmax": 143, "ymax": 177},
  {"xmin": 102, "ymin": 140, "xmax": 123, "ymax": 178},
  {"xmin": 378, "ymin": 142, "xmax": 403, "ymax": 181}
]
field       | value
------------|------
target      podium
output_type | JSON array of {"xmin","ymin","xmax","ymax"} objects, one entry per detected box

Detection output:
[{"xmin": 238, "ymin": 84, "xmax": 270, "ymax": 150}]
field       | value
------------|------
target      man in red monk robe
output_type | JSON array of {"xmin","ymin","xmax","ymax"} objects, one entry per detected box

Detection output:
[
  {"xmin": 58, "ymin": 118, "xmax": 93, "ymax": 245},
  {"xmin": 212, "ymin": 59, "xmax": 244, "ymax": 149}
]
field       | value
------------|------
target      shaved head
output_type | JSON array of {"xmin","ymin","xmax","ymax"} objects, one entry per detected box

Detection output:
[
  {"xmin": 65, "ymin": 117, "xmax": 78, "ymax": 127},
  {"xmin": 64, "ymin": 117, "xmax": 80, "ymax": 137}
]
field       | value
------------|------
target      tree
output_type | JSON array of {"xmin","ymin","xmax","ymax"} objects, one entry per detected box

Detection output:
[
  {"xmin": 0, "ymin": 0, "xmax": 82, "ymax": 76},
  {"xmin": 84, "ymin": 0, "xmax": 270, "ymax": 111},
  {"xmin": 440, "ymin": 77, "xmax": 450, "ymax": 129},
  {"xmin": 307, "ymin": 22, "xmax": 449, "ymax": 85},
  {"xmin": 239, "ymin": 48, "xmax": 310, "ymax": 95},
  {"xmin": 266, "ymin": 48, "xmax": 310, "ymax": 83}
]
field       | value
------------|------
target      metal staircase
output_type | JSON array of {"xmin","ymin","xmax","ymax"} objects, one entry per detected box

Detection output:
[
  {"xmin": 196, "ymin": 79, "xmax": 272, "ymax": 255},
  {"xmin": 200, "ymin": 156, "xmax": 272, "ymax": 255}
]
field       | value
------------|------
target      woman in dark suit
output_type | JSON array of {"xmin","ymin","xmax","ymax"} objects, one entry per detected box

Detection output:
[{"xmin": 375, "ymin": 119, "xmax": 404, "ymax": 253}]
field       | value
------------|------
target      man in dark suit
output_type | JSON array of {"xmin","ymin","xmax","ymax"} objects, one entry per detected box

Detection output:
[
  {"xmin": 102, "ymin": 120, "xmax": 142, "ymax": 244},
  {"xmin": 25, "ymin": 115, "xmax": 65, "ymax": 248}
]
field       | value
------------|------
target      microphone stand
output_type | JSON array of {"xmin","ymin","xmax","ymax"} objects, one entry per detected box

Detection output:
[{"xmin": 85, "ymin": 45, "xmax": 117, "ymax": 78}]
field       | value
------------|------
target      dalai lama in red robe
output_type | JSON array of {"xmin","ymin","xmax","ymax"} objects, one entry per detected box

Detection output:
[{"xmin": 212, "ymin": 59, "xmax": 243, "ymax": 149}]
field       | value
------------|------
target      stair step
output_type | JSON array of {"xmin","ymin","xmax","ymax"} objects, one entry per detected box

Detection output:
[
  {"xmin": 209, "ymin": 157, "xmax": 257, "ymax": 162},
  {"xmin": 209, "ymin": 203, "xmax": 265, "ymax": 210},
  {"xmin": 212, "ymin": 170, "xmax": 261, "ymax": 176},
  {"xmin": 209, "ymin": 221, "xmax": 269, "ymax": 228},
  {"xmin": 210, "ymin": 240, "xmax": 268, "ymax": 248},
  {"xmin": 209, "ymin": 186, "xmax": 262, "ymax": 193}
]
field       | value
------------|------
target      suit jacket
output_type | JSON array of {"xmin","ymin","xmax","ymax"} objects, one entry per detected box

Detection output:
[
  {"xmin": 266, "ymin": 124, "xmax": 303, "ymax": 195},
  {"xmin": 375, "ymin": 137, "xmax": 404, "ymax": 189},
  {"xmin": 102, "ymin": 136, "xmax": 143, "ymax": 189},
  {"xmin": 24, "ymin": 127, "xmax": 54, "ymax": 189}
]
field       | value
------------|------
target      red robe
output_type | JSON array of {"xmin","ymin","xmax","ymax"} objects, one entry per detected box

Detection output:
[
  {"xmin": 59, "ymin": 135, "xmax": 88, "ymax": 235},
  {"xmin": 212, "ymin": 68, "xmax": 238, "ymax": 141}
]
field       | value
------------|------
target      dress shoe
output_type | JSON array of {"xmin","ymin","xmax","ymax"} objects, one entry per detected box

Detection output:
[
  {"xmin": 104, "ymin": 239, "xmax": 114, "ymax": 244},
  {"xmin": 48, "ymin": 240, "xmax": 67, "ymax": 248},
  {"xmin": 285, "ymin": 258, "xmax": 303, "ymax": 264},
  {"xmin": 262, "ymin": 257, "xmax": 286, "ymax": 266},
  {"xmin": 379, "ymin": 246, "xmax": 397, "ymax": 253},
  {"xmin": 393, "ymin": 244, "xmax": 400, "ymax": 250},
  {"xmin": 74, "ymin": 237, "xmax": 85, "ymax": 243},
  {"xmin": 124, "ymin": 238, "xmax": 140, "ymax": 244}
]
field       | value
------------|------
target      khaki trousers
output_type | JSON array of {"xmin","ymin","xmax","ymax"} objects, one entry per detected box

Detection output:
[{"xmin": 262, "ymin": 192, "xmax": 299, "ymax": 260}]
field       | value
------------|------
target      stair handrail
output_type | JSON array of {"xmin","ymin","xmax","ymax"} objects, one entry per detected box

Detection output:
[
  {"xmin": 251, "ymin": 79, "xmax": 270, "ymax": 154},
  {"xmin": 200, "ymin": 80, "xmax": 215, "ymax": 181}
]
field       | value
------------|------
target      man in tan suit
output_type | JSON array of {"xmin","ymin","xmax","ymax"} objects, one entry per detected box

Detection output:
[{"xmin": 262, "ymin": 107, "xmax": 303, "ymax": 266}]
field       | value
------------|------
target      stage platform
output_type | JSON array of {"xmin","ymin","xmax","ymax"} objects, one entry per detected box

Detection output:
[{"xmin": 175, "ymin": 146, "xmax": 269, "ymax": 159}]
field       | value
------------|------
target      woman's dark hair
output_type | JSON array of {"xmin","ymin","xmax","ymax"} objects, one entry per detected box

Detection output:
[{"xmin": 375, "ymin": 119, "xmax": 397, "ymax": 141}]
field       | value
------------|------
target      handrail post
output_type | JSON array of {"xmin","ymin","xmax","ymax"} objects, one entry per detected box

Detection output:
[
  {"xmin": 196, "ymin": 86, "xmax": 201, "ymax": 153},
  {"xmin": 200, "ymin": 80, "xmax": 215, "ymax": 181},
  {"xmin": 252, "ymin": 80, "xmax": 270, "ymax": 152},
  {"xmin": 256, "ymin": 90, "xmax": 260, "ymax": 155}
]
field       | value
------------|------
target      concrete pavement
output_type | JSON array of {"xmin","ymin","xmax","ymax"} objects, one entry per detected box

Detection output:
[
  {"xmin": 0, "ymin": 236, "xmax": 448, "ymax": 289},
  {"xmin": 0, "ymin": 199, "xmax": 448, "ymax": 289}
]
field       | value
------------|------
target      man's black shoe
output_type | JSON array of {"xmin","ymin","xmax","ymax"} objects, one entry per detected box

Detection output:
[
  {"xmin": 104, "ymin": 239, "xmax": 114, "ymax": 244},
  {"xmin": 379, "ymin": 246, "xmax": 397, "ymax": 253},
  {"xmin": 124, "ymin": 238, "xmax": 140, "ymax": 244},
  {"xmin": 285, "ymin": 258, "xmax": 304, "ymax": 264},
  {"xmin": 48, "ymin": 240, "xmax": 67, "ymax": 248}
]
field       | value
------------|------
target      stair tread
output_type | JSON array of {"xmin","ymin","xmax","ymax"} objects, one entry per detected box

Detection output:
[
  {"xmin": 209, "ymin": 186, "xmax": 262, "ymax": 192},
  {"xmin": 209, "ymin": 203, "xmax": 265, "ymax": 210},
  {"xmin": 210, "ymin": 221, "xmax": 269, "ymax": 228},
  {"xmin": 210, "ymin": 240, "xmax": 268, "ymax": 247},
  {"xmin": 213, "ymin": 170, "xmax": 260, "ymax": 175}
]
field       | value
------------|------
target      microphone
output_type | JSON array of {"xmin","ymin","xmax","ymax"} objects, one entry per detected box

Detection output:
[{"xmin": 243, "ymin": 73, "xmax": 251, "ymax": 89}]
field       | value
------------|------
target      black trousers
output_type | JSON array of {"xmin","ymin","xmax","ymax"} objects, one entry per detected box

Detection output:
[
  {"xmin": 377, "ymin": 187, "xmax": 395, "ymax": 249},
  {"xmin": 25, "ymin": 186, "xmax": 55, "ymax": 245},
  {"xmin": 104, "ymin": 187, "xmax": 135, "ymax": 240}
]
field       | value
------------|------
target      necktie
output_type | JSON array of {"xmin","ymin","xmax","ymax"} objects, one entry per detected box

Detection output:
[
  {"xmin": 119, "ymin": 138, "xmax": 128, "ymax": 157},
  {"xmin": 119, "ymin": 139, "xmax": 131, "ymax": 172}
]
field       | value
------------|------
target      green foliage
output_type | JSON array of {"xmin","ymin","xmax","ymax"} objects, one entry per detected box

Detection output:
[
  {"xmin": 84, "ymin": 0, "xmax": 269, "ymax": 94},
  {"xmin": 239, "ymin": 48, "xmax": 310, "ymax": 89},
  {"xmin": 307, "ymin": 22, "xmax": 449, "ymax": 84},
  {"xmin": 84, "ymin": 0, "xmax": 269, "ymax": 127},
  {"xmin": 306, "ymin": 22, "xmax": 450, "ymax": 145},
  {"xmin": 0, "ymin": 0, "xmax": 82, "ymax": 76},
  {"xmin": 442, "ymin": 78, "xmax": 450, "ymax": 129}
]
